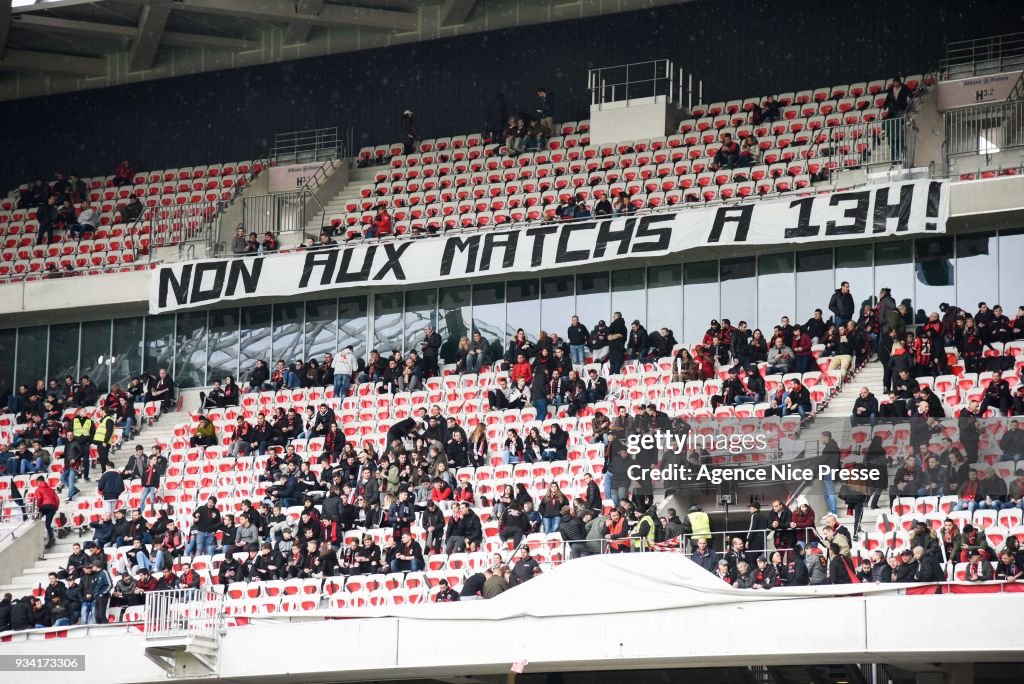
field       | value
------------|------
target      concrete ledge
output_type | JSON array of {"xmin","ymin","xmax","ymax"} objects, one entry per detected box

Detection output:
[{"xmin": 0, "ymin": 518, "xmax": 44, "ymax": 588}]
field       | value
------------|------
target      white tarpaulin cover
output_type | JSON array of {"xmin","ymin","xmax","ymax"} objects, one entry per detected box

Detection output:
[{"xmin": 318, "ymin": 553, "xmax": 904, "ymax": 622}]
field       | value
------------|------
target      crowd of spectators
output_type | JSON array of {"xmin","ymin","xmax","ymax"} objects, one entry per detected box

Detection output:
[
  {"xmin": 4, "ymin": 277, "xmax": 1023, "ymax": 629},
  {"xmin": 14, "ymin": 164, "xmax": 151, "ymax": 247}
]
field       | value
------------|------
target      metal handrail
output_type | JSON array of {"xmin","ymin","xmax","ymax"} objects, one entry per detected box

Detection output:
[
  {"xmin": 941, "ymin": 32, "xmax": 1024, "ymax": 78},
  {"xmin": 144, "ymin": 587, "xmax": 224, "ymax": 640},
  {"xmin": 0, "ymin": 500, "xmax": 38, "ymax": 547},
  {"xmin": 589, "ymin": 59, "xmax": 675, "ymax": 108},
  {"xmin": 270, "ymin": 127, "xmax": 341, "ymax": 165},
  {"xmin": 944, "ymin": 99, "xmax": 1024, "ymax": 161}
]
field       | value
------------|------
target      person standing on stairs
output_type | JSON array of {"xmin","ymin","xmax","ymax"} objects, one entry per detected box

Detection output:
[
  {"xmin": 820, "ymin": 431, "xmax": 841, "ymax": 516},
  {"xmin": 31, "ymin": 475, "xmax": 60, "ymax": 547}
]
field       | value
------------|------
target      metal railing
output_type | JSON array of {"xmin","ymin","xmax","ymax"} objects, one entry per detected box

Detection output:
[
  {"xmin": 142, "ymin": 200, "xmax": 225, "ymax": 258},
  {"xmin": 270, "ymin": 127, "xmax": 341, "ymax": 165},
  {"xmin": 941, "ymin": 32, "xmax": 1024, "ymax": 79},
  {"xmin": 144, "ymin": 588, "xmax": 224, "ymax": 640},
  {"xmin": 1008, "ymin": 71, "xmax": 1024, "ymax": 102},
  {"xmin": 241, "ymin": 158, "xmax": 343, "ymax": 239},
  {"xmin": 943, "ymin": 99, "xmax": 1024, "ymax": 162},
  {"xmin": 589, "ymin": 59, "xmax": 677, "ymax": 108},
  {"xmin": 813, "ymin": 116, "xmax": 910, "ymax": 171}
]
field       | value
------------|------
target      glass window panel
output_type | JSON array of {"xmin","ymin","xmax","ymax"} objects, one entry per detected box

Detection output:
[
  {"xmin": 80, "ymin": 320, "xmax": 112, "ymax": 394},
  {"xmin": 506, "ymin": 279, "xmax": 540, "ymax": 349},
  {"xmin": 207, "ymin": 309, "xmax": 240, "ymax": 382},
  {"xmin": 720, "ymin": 257, "xmax": 756, "ymax": 335},
  {"xmin": 874, "ymin": 240, "xmax": 914, "ymax": 313},
  {"xmin": 575, "ymin": 272, "xmax": 610, "ymax": 332},
  {"xmin": 239, "ymin": 305, "xmax": 273, "ymax": 376},
  {"xmin": 16, "ymin": 326, "xmax": 48, "ymax": 388},
  {"xmin": 0, "ymin": 329, "xmax": 15, "ymax": 404},
  {"xmin": 305, "ymin": 298, "xmax": 338, "ymax": 362},
  {"xmin": 540, "ymin": 276, "xmax": 573, "ymax": 340},
  {"xmin": 915, "ymin": 236, "xmax": 955, "ymax": 325},
  {"xmin": 273, "ymin": 302, "xmax": 304, "ymax": 363},
  {"xmin": 472, "ymin": 283, "xmax": 506, "ymax": 364},
  {"xmin": 683, "ymin": 260, "xmax": 718, "ymax": 344},
  {"xmin": 338, "ymin": 296, "xmax": 368, "ymax": 359},
  {"xmin": 757, "ymin": 253, "xmax": 795, "ymax": 331},
  {"xmin": 403, "ymin": 289, "xmax": 438, "ymax": 357},
  {"xmin": 796, "ymin": 249, "xmax": 834, "ymax": 324},
  {"xmin": 835, "ymin": 244, "xmax": 874, "ymax": 315},
  {"xmin": 143, "ymin": 314, "xmax": 175, "ymax": 378},
  {"xmin": 438, "ymin": 286, "xmax": 472, "ymax": 363},
  {"xmin": 175, "ymin": 311, "xmax": 207, "ymax": 389},
  {"xmin": 957, "ymin": 232, "xmax": 999, "ymax": 313},
  {"xmin": 999, "ymin": 229, "xmax": 1024, "ymax": 310},
  {"xmin": 111, "ymin": 317, "xmax": 143, "ymax": 388},
  {"xmin": 611, "ymin": 268, "xmax": 646, "ymax": 327},
  {"xmin": 48, "ymin": 322, "xmax": 80, "ymax": 385},
  {"xmin": 373, "ymin": 292, "xmax": 404, "ymax": 356},
  {"xmin": 647, "ymin": 265, "xmax": 682, "ymax": 341}
]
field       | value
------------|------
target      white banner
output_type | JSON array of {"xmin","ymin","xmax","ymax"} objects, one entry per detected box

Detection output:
[
  {"xmin": 150, "ymin": 179, "xmax": 949, "ymax": 314},
  {"xmin": 267, "ymin": 162, "xmax": 325, "ymax": 193}
]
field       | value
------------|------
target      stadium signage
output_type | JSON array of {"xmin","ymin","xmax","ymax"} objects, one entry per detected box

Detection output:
[{"xmin": 151, "ymin": 179, "xmax": 948, "ymax": 313}]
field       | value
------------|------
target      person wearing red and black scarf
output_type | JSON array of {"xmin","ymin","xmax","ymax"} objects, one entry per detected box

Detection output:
[
  {"xmin": 958, "ymin": 319, "xmax": 986, "ymax": 373},
  {"xmin": 995, "ymin": 549, "xmax": 1024, "ymax": 581},
  {"xmin": 1011, "ymin": 306, "xmax": 1024, "ymax": 341},
  {"xmin": 857, "ymin": 304, "xmax": 878, "ymax": 351}
]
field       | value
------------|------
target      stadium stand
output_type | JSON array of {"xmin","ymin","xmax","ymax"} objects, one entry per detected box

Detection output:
[
  {"xmin": 0, "ymin": 160, "xmax": 263, "ymax": 283},
  {"xmin": 336, "ymin": 75, "xmax": 929, "ymax": 239},
  {"xmin": 5, "ymin": 278, "xmax": 1024, "ymax": 629}
]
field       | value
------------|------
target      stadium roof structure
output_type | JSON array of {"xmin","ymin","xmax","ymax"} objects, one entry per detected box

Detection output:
[{"xmin": 0, "ymin": 0, "xmax": 693, "ymax": 100}]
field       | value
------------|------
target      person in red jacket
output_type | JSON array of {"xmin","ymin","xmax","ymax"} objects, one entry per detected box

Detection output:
[
  {"xmin": 366, "ymin": 204, "xmax": 392, "ymax": 239},
  {"xmin": 510, "ymin": 353, "xmax": 533, "ymax": 384},
  {"xmin": 792, "ymin": 325, "xmax": 814, "ymax": 373},
  {"xmin": 113, "ymin": 160, "xmax": 134, "ymax": 187},
  {"xmin": 430, "ymin": 478, "xmax": 453, "ymax": 502},
  {"xmin": 31, "ymin": 476, "xmax": 60, "ymax": 546}
]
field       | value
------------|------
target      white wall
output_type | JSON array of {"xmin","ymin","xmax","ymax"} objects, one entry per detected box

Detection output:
[
  {"xmin": 588, "ymin": 97, "xmax": 673, "ymax": 145},
  {"xmin": 2, "ymin": 592, "xmax": 1020, "ymax": 684}
]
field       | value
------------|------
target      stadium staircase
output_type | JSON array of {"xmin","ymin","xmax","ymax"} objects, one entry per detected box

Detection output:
[
  {"xmin": 801, "ymin": 358, "xmax": 888, "ymax": 539},
  {"xmin": 300, "ymin": 165, "xmax": 378, "ymax": 237},
  {"xmin": 0, "ymin": 410, "xmax": 190, "ymax": 601}
]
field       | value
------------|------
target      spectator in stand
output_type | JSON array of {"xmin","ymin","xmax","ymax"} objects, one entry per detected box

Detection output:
[
  {"xmin": 148, "ymin": 368, "xmax": 175, "ymax": 412},
  {"xmin": 30, "ymin": 476, "xmax": 60, "ymax": 547},
  {"xmin": 828, "ymin": 282, "xmax": 855, "ymax": 328},
  {"xmin": 261, "ymin": 232, "xmax": 278, "ymax": 253},
  {"xmin": 112, "ymin": 160, "xmax": 134, "ymax": 187},
  {"xmin": 464, "ymin": 330, "xmax": 490, "ymax": 374},
  {"xmin": 523, "ymin": 116, "xmax": 546, "ymax": 152},
  {"xmin": 536, "ymin": 86, "xmax": 555, "ymax": 137},
  {"xmin": 504, "ymin": 116, "xmax": 526, "ymax": 156},
  {"xmin": 230, "ymin": 225, "xmax": 247, "ymax": 254},
  {"xmin": 762, "ymin": 94, "xmax": 781, "ymax": 123},
  {"xmin": 365, "ymin": 204, "xmax": 392, "ymax": 239},
  {"xmin": 766, "ymin": 336, "xmax": 794, "ymax": 374},
  {"xmin": 35, "ymin": 195, "xmax": 59, "ymax": 245},
  {"xmin": 851, "ymin": 387, "xmax": 879, "ymax": 427},
  {"xmin": 68, "ymin": 201, "xmax": 99, "ymax": 240},
  {"xmin": 738, "ymin": 136, "xmax": 760, "ymax": 167},
  {"xmin": 880, "ymin": 77, "xmax": 912, "ymax": 161},
  {"xmin": 119, "ymin": 196, "xmax": 144, "ymax": 223},
  {"xmin": 593, "ymin": 193, "xmax": 613, "ymax": 217},
  {"xmin": 712, "ymin": 132, "xmax": 741, "ymax": 170},
  {"xmin": 401, "ymin": 110, "xmax": 418, "ymax": 155},
  {"xmin": 791, "ymin": 325, "xmax": 813, "ymax": 373}
]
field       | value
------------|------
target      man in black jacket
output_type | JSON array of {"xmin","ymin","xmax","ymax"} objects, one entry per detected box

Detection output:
[
  {"xmin": 607, "ymin": 312, "xmax": 628, "ymax": 374},
  {"xmin": 558, "ymin": 507, "xmax": 588, "ymax": 558},
  {"xmin": 36, "ymin": 195, "xmax": 59, "ymax": 245},
  {"xmin": 851, "ymin": 387, "xmax": 879, "ymax": 427},
  {"xmin": 0, "ymin": 593, "xmax": 11, "ymax": 632},
  {"xmin": 567, "ymin": 315, "xmax": 589, "ymax": 366},
  {"xmin": 829, "ymin": 282, "xmax": 855, "ymax": 327},
  {"xmin": 419, "ymin": 326, "xmax": 442, "ymax": 378}
]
